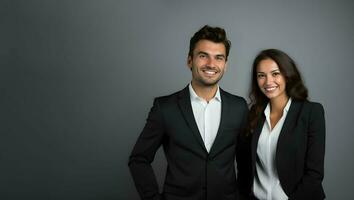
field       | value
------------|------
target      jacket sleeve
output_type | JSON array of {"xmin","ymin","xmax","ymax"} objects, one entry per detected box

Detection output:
[
  {"xmin": 128, "ymin": 98, "xmax": 164, "ymax": 200},
  {"xmin": 289, "ymin": 103, "xmax": 326, "ymax": 200},
  {"xmin": 236, "ymin": 99, "xmax": 252, "ymax": 200}
]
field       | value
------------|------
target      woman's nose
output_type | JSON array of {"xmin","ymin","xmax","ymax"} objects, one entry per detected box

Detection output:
[{"xmin": 265, "ymin": 75, "xmax": 273, "ymax": 84}]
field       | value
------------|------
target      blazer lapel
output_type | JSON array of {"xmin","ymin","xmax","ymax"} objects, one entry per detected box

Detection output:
[
  {"xmin": 252, "ymin": 100, "xmax": 302, "ymax": 165},
  {"xmin": 208, "ymin": 89, "xmax": 229, "ymax": 157},
  {"xmin": 251, "ymin": 113, "xmax": 265, "ymax": 174},
  {"xmin": 178, "ymin": 86, "xmax": 207, "ymax": 152},
  {"xmin": 276, "ymin": 100, "xmax": 303, "ymax": 157},
  {"xmin": 251, "ymin": 100, "xmax": 304, "ymax": 177},
  {"xmin": 278, "ymin": 100, "xmax": 302, "ymax": 136}
]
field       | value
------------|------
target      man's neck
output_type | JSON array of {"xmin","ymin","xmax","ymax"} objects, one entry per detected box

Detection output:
[{"xmin": 191, "ymin": 81, "xmax": 218, "ymax": 102}]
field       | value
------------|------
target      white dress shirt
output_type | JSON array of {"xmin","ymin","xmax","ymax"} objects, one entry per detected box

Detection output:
[
  {"xmin": 253, "ymin": 98, "xmax": 292, "ymax": 200},
  {"xmin": 189, "ymin": 84, "xmax": 221, "ymax": 152}
]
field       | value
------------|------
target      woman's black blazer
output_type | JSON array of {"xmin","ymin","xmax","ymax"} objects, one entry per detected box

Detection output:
[{"xmin": 249, "ymin": 100, "xmax": 326, "ymax": 200}]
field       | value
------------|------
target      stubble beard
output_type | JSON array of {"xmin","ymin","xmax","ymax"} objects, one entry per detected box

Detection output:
[{"xmin": 197, "ymin": 73, "xmax": 223, "ymax": 87}]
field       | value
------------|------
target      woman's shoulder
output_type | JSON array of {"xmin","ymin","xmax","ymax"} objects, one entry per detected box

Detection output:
[
  {"xmin": 293, "ymin": 99, "xmax": 324, "ymax": 110},
  {"xmin": 294, "ymin": 100, "xmax": 325, "ymax": 120},
  {"xmin": 303, "ymin": 100, "xmax": 324, "ymax": 111}
]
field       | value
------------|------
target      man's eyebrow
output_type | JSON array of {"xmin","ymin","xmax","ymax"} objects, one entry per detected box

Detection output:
[
  {"xmin": 196, "ymin": 51, "xmax": 209, "ymax": 55},
  {"xmin": 197, "ymin": 51, "xmax": 225, "ymax": 57},
  {"xmin": 215, "ymin": 54, "xmax": 226, "ymax": 58}
]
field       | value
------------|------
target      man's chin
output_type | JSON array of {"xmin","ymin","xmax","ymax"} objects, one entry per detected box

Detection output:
[{"xmin": 201, "ymin": 80, "xmax": 219, "ymax": 87}]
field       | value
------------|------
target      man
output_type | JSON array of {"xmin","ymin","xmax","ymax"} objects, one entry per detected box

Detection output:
[{"xmin": 128, "ymin": 25, "xmax": 249, "ymax": 200}]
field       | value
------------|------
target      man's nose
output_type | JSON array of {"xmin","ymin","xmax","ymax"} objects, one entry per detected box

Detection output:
[{"xmin": 206, "ymin": 57, "xmax": 215, "ymax": 67}]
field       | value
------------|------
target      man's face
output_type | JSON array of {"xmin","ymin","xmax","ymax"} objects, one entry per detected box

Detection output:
[{"xmin": 188, "ymin": 39, "xmax": 227, "ymax": 87}]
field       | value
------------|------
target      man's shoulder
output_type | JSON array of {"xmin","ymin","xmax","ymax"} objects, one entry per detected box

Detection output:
[
  {"xmin": 220, "ymin": 89, "xmax": 247, "ymax": 104},
  {"xmin": 154, "ymin": 87, "xmax": 188, "ymax": 103},
  {"xmin": 157, "ymin": 90, "xmax": 181, "ymax": 99}
]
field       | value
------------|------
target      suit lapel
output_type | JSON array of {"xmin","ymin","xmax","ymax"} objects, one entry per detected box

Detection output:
[
  {"xmin": 251, "ymin": 112, "xmax": 265, "ymax": 173},
  {"xmin": 251, "ymin": 100, "xmax": 303, "ymax": 174},
  {"xmin": 208, "ymin": 89, "xmax": 229, "ymax": 157},
  {"xmin": 178, "ymin": 86, "xmax": 207, "ymax": 152},
  {"xmin": 278, "ymin": 100, "xmax": 302, "ymax": 137},
  {"xmin": 276, "ymin": 100, "xmax": 303, "ymax": 158}
]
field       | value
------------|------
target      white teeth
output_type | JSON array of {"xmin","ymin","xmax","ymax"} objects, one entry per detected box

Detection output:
[
  {"xmin": 204, "ymin": 70, "xmax": 216, "ymax": 75},
  {"xmin": 265, "ymin": 86, "xmax": 277, "ymax": 91}
]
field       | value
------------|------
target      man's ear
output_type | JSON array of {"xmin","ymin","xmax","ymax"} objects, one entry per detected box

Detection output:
[{"xmin": 187, "ymin": 55, "xmax": 192, "ymax": 70}]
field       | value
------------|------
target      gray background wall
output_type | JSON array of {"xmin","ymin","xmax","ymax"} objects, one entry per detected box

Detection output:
[{"xmin": 2, "ymin": 0, "xmax": 354, "ymax": 199}]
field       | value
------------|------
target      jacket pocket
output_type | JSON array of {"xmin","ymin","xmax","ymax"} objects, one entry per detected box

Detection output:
[{"xmin": 163, "ymin": 182, "xmax": 189, "ymax": 197}]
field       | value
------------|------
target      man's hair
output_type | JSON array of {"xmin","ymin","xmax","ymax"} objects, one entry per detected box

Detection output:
[{"xmin": 188, "ymin": 25, "xmax": 231, "ymax": 60}]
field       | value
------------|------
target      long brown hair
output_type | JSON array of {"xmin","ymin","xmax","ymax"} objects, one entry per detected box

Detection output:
[{"xmin": 248, "ymin": 49, "xmax": 308, "ymax": 133}]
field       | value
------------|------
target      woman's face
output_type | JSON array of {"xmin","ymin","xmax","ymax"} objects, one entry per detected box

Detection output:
[{"xmin": 256, "ymin": 58, "xmax": 288, "ymax": 101}]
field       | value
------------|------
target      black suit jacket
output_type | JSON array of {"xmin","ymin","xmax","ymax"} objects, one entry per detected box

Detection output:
[
  {"xmin": 249, "ymin": 100, "xmax": 326, "ymax": 200},
  {"xmin": 128, "ymin": 86, "xmax": 249, "ymax": 200}
]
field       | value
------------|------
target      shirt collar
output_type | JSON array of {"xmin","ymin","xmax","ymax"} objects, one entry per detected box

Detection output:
[
  {"xmin": 284, "ymin": 97, "xmax": 292, "ymax": 112},
  {"xmin": 264, "ymin": 98, "xmax": 292, "ymax": 117},
  {"xmin": 189, "ymin": 83, "xmax": 221, "ymax": 102}
]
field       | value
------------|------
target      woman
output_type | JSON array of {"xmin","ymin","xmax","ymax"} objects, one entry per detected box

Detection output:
[{"xmin": 247, "ymin": 49, "xmax": 326, "ymax": 200}]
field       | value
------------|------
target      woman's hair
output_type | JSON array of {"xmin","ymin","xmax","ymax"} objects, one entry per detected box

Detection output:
[{"xmin": 248, "ymin": 49, "xmax": 308, "ymax": 133}]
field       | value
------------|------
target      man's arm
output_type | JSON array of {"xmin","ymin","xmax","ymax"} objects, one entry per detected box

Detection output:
[
  {"xmin": 128, "ymin": 98, "xmax": 165, "ymax": 200},
  {"xmin": 236, "ymin": 99, "xmax": 252, "ymax": 200}
]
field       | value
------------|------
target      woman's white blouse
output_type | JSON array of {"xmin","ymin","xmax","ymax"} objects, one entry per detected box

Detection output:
[{"xmin": 253, "ymin": 98, "xmax": 292, "ymax": 200}]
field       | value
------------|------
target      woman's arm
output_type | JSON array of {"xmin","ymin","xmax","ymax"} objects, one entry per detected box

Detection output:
[{"xmin": 289, "ymin": 103, "xmax": 326, "ymax": 200}]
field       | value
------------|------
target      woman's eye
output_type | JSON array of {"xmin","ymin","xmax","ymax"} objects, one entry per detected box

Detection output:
[
  {"xmin": 257, "ymin": 74, "xmax": 265, "ymax": 78},
  {"xmin": 272, "ymin": 72, "xmax": 280, "ymax": 76}
]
